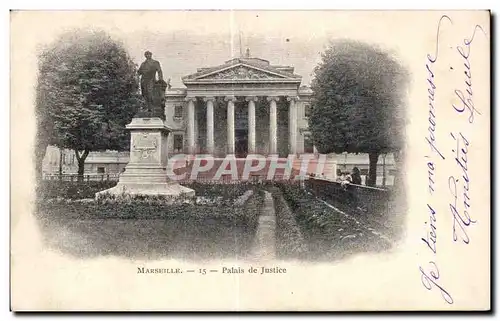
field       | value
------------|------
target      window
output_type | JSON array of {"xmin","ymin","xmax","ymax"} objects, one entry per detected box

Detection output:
[
  {"xmin": 304, "ymin": 134, "xmax": 314, "ymax": 153},
  {"xmin": 173, "ymin": 134, "xmax": 183, "ymax": 152},
  {"xmin": 174, "ymin": 105, "xmax": 183, "ymax": 119},
  {"xmin": 304, "ymin": 104, "xmax": 312, "ymax": 118},
  {"xmin": 97, "ymin": 167, "xmax": 105, "ymax": 174}
]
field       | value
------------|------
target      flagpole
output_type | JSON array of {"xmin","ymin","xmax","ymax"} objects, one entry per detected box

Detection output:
[{"xmin": 239, "ymin": 31, "xmax": 243, "ymax": 57}]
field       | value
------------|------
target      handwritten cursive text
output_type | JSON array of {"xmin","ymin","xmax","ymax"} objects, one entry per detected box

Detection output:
[
  {"xmin": 419, "ymin": 261, "xmax": 454, "ymax": 304},
  {"xmin": 453, "ymin": 25, "xmax": 486, "ymax": 123},
  {"xmin": 448, "ymin": 132, "xmax": 476, "ymax": 244}
]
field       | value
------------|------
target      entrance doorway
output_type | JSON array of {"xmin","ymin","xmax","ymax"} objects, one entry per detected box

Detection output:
[{"xmin": 235, "ymin": 129, "xmax": 248, "ymax": 158}]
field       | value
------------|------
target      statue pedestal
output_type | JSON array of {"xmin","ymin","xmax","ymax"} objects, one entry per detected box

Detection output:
[{"xmin": 96, "ymin": 117, "xmax": 195, "ymax": 198}]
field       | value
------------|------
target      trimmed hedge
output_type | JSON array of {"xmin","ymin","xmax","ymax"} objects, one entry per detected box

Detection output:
[
  {"xmin": 38, "ymin": 180, "xmax": 254, "ymax": 202},
  {"xmin": 37, "ymin": 202, "xmax": 253, "ymax": 226},
  {"xmin": 37, "ymin": 181, "xmax": 118, "ymax": 200},
  {"xmin": 278, "ymin": 183, "xmax": 342, "ymax": 241},
  {"xmin": 38, "ymin": 188, "xmax": 262, "ymax": 223},
  {"xmin": 182, "ymin": 181, "xmax": 260, "ymax": 199},
  {"xmin": 274, "ymin": 183, "xmax": 392, "ymax": 260},
  {"xmin": 270, "ymin": 187, "xmax": 307, "ymax": 259}
]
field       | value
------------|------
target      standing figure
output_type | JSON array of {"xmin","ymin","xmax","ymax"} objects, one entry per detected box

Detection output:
[
  {"xmin": 351, "ymin": 167, "xmax": 362, "ymax": 185},
  {"xmin": 138, "ymin": 51, "xmax": 163, "ymax": 112}
]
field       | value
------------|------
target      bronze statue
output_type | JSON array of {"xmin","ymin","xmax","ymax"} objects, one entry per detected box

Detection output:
[{"xmin": 137, "ymin": 51, "xmax": 166, "ymax": 119}]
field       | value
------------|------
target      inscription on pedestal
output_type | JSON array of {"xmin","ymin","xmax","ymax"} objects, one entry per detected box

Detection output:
[{"xmin": 132, "ymin": 132, "xmax": 159, "ymax": 162}]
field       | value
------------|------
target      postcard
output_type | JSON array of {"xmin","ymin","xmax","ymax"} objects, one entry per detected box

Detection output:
[{"xmin": 10, "ymin": 10, "xmax": 490, "ymax": 311}]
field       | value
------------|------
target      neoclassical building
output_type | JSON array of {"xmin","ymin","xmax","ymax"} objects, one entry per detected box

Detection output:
[
  {"xmin": 164, "ymin": 54, "xmax": 315, "ymax": 158},
  {"xmin": 41, "ymin": 54, "xmax": 397, "ymax": 185}
]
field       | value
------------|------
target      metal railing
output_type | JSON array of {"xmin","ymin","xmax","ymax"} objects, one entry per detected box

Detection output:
[
  {"xmin": 176, "ymin": 174, "xmax": 303, "ymax": 185},
  {"xmin": 41, "ymin": 173, "xmax": 304, "ymax": 184},
  {"xmin": 305, "ymin": 177, "xmax": 392, "ymax": 216},
  {"xmin": 43, "ymin": 173, "xmax": 120, "ymax": 182}
]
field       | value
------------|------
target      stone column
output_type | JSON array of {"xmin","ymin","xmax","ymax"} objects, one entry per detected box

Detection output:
[
  {"xmin": 267, "ymin": 96, "xmax": 279, "ymax": 156},
  {"xmin": 185, "ymin": 97, "xmax": 196, "ymax": 155},
  {"xmin": 204, "ymin": 96, "xmax": 215, "ymax": 154},
  {"xmin": 246, "ymin": 96, "xmax": 258, "ymax": 154},
  {"xmin": 225, "ymin": 96, "xmax": 236, "ymax": 155},
  {"xmin": 287, "ymin": 96, "xmax": 298, "ymax": 155}
]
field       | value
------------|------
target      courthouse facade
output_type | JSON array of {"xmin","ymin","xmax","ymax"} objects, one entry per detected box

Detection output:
[
  {"xmin": 164, "ymin": 54, "xmax": 315, "ymax": 158},
  {"xmin": 42, "ymin": 54, "xmax": 397, "ymax": 184}
]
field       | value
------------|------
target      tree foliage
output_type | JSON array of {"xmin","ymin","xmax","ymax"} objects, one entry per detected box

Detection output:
[
  {"xmin": 309, "ymin": 40, "xmax": 409, "ymax": 186},
  {"xmin": 35, "ymin": 30, "xmax": 142, "ymax": 179}
]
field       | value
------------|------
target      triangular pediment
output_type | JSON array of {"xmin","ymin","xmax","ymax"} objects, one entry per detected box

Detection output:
[
  {"xmin": 198, "ymin": 64, "xmax": 288, "ymax": 80},
  {"xmin": 183, "ymin": 62, "xmax": 301, "ymax": 83}
]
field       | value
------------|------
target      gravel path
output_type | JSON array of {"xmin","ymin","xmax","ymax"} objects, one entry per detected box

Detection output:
[{"xmin": 250, "ymin": 191, "xmax": 276, "ymax": 261}]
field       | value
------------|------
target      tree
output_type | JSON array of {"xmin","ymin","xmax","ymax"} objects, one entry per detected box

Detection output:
[
  {"xmin": 309, "ymin": 39, "xmax": 409, "ymax": 187},
  {"xmin": 35, "ymin": 30, "xmax": 143, "ymax": 181}
]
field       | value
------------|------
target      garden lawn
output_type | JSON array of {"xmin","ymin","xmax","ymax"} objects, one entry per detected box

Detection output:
[{"xmin": 35, "ymin": 182, "xmax": 263, "ymax": 261}]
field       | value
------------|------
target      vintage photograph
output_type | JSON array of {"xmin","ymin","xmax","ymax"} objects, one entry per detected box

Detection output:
[{"xmin": 11, "ymin": 10, "xmax": 490, "ymax": 311}]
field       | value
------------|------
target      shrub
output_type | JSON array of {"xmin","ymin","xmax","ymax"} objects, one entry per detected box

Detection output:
[
  {"xmin": 277, "ymin": 183, "xmax": 349, "ymax": 237},
  {"xmin": 273, "ymin": 183, "xmax": 393, "ymax": 260},
  {"xmin": 37, "ymin": 185, "xmax": 264, "ymax": 223},
  {"xmin": 269, "ymin": 187, "xmax": 307, "ymax": 258},
  {"xmin": 37, "ymin": 180, "xmax": 117, "ymax": 200},
  {"xmin": 182, "ymin": 181, "xmax": 256, "ymax": 199},
  {"xmin": 38, "ymin": 180, "xmax": 257, "ymax": 203},
  {"xmin": 95, "ymin": 191, "xmax": 195, "ymax": 205}
]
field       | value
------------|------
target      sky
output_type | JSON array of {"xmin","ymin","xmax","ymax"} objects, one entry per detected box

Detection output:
[
  {"xmin": 120, "ymin": 29, "xmax": 323, "ymax": 87},
  {"xmin": 18, "ymin": 11, "xmax": 418, "ymax": 88}
]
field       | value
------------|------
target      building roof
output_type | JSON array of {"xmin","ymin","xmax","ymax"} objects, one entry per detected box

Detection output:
[
  {"xmin": 182, "ymin": 55, "xmax": 302, "ymax": 84},
  {"xmin": 298, "ymin": 86, "xmax": 313, "ymax": 96}
]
